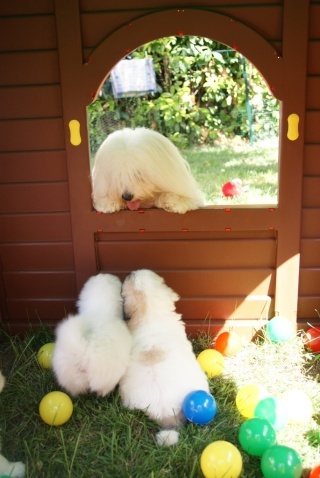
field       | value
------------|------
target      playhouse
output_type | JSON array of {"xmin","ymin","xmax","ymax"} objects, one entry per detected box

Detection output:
[{"xmin": 0, "ymin": 0, "xmax": 319, "ymax": 338}]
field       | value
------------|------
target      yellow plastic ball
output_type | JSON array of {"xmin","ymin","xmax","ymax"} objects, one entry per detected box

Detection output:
[
  {"xmin": 37, "ymin": 342, "xmax": 55, "ymax": 369},
  {"xmin": 200, "ymin": 440, "xmax": 243, "ymax": 478},
  {"xmin": 197, "ymin": 349, "xmax": 224, "ymax": 377},
  {"xmin": 236, "ymin": 384, "xmax": 267, "ymax": 418},
  {"xmin": 39, "ymin": 391, "xmax": 73, "ymax": 426}
]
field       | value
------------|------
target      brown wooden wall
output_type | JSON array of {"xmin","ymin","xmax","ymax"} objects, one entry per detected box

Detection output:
[{"xmin": 0, "ymin": 0, "xmax": 319, "ymax": 338}]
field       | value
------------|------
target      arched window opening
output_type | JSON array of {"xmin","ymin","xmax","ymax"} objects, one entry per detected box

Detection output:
[{"xmin": 88, "ymin": 36, "xmax": 279, "ymax": 207}]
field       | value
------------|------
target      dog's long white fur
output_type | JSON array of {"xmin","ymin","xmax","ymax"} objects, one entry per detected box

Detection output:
[
  {"xmin": 0, "ymin": 372, "xmax": 25, "ymax": 477},
  {"xmin": 119, "ymin": 269, "xmax": 209, "ymax": 446},
  {"xmin": 52, "ymin": 274, "xmax": 132, "ymax": 397},
  {"xmin": 92, "ymin": 127, "xmax": 205, "ymax": 214}
]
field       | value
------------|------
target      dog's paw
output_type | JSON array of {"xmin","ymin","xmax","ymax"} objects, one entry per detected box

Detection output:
[
  {"xmin": 156, "ymin": 429, "xmax": 180, "ymax": 446},
  {"xmin": 155, "ymin": 193, "xmax": 199, "ymax": 214},
  {"xmin": 0, "ymin": 455, "xmax": 25, "ymax": 478},
  {"xmin": 10, "ymin": 461, "xmax": 26, "ymax": 478},
  {"xmin": 93, "ymin": 197, "xmax": 123, "ymax": 214}
]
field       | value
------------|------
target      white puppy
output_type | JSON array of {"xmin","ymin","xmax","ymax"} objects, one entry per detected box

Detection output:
[
  {"xmin": 92, "ymin": 127, "xmax": 205, "ymax": 214},
  {"xmin": 119, "ymin": 269, "xmax": 209, "ymax": 446},
  {"xmin": 52, "ymin": 274, "xmax": 132, "ymax": 397},
  {"xmin": 0, "ymin": 372, "xmax": 25, "ymax": 478}
]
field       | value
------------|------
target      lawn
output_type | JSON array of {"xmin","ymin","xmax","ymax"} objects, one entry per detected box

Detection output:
[
  {"xmin": 184, "ymin": 136, "xmax": 279, "ymax": 206},
  {"xmin": 0, "ymin": 325, "xmax": 319, "ymax": 478}
]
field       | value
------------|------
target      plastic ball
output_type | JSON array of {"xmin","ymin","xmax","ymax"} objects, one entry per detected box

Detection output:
[
  {"xmin": 266, "ymin": 316, "xmax": 294, "ymax": 343},
  {"xmin": 236, "ymin": 384, "xmax": 267, "ymax": 418},
  {"xmin": 222, "ymin": 179, "xmax": 243, "ymax": 198},
  {"xmin": 182, "ymin": 390, "xmax": 217, "ymax": 425},
  {"xmin": 197, "ymin": 349, "xmax": 224, "ymax": 377},
  {"xmin": 305, "ymin": 327, "xmax": 320, "ymax": 353},
  {"xmin": 310, "ymin": 464, "xmax": 320, "ymax": 478},
  {"xmin": 37, "ymin": 342, "xmax": 55, "ymax": 369},
  {"xmin": 39, "ymin": 391, "xmax": 73, "ymax": 426},
  {"xmin": 261, "ymin": 445, "xmax": 303, "ymax": 478},
  {"xmin": 238, "ymin": 417, "xmax": 277, "ymax": 457},
  {"xmin": 281, "ymin": 389, "xmax": 313, "ymax": 424},
  {"xmin": 200, "ymin": 440, "xmax": 243, "ymax": 478},
  {"xmin": 214, "ymin": 331, "xmax": 242, "ymax": 357},
  {"xmin": 254, "ymin": 396, "xmax": 289, "ymax": 431}
]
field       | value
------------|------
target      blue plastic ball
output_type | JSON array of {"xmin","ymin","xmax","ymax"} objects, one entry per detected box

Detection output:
[
  {"xmin": 266, "ymin": 316, "xmax": 294, "ymax": 343},
  {"xmin": 182, "ymin": 390, "xmax": 217, "ymax": 425}
]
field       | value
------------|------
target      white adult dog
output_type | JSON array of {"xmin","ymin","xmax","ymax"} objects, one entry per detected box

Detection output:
[
  {"xmin": 91, "ymin": 127, "xmax": 205, "ymax": 214},
  {"xmin": 0, "ymin": 372, "xmax": 25, "ymax": 478},
  {"xmin": 119, "ymin": 269, "xmax": 209, "ymax": 446},
  {"xmin": 52, "ymin": 274, "xmax": 132, "ymax": 397}
]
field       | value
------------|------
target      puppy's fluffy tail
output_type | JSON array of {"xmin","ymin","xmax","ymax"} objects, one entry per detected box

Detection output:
[{"xmin": 156, "ymin": 429, "xmax": 180, "ymax": 446}]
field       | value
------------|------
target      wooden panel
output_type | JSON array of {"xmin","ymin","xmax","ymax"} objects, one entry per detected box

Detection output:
[
  {"xmin": 0, "ymin": 0, "xmax": 54, "ymax": 15},
  {"xmin": 0, "ymin": 183, "xmax": 70, "ymax": 213},
  {"xmin": 185, "ymin": 318, "xmax": 273, "ymax": 340},
  {"xmin": 306, "ymin": 77, "xmax": 320, "ymax": 110},
  {"xmin": 80, "ymin": 12, "xmax": 142, "ymax": 49},
  {"xmin": 161, "ymin": 270, "xmax": 275, "ymax": 297},
  {"xmin": 0, "ymin": 51, "xmax": 60, "ymax": 86},
  {"xmin": 3, "ymin": 272, "xmax": 76, "ymax": 299},
  {"xmin": 0, "ymin": 16, "xmax": 56, "ymax": 51},
  {"xmin": 80, "ymin": 0, "xmax": 280, "ymax": 11},
  {"xmin": 301, "ymin": 209, "xmax": 320, "ymax": 238},
  {"xmin": 5, "ymin": 299, "xmax": 75, "ymax": 323},
  {"xmin": 302, "ymin": 178, "xmax": 320, "ymax": 207},
  {"xmin": 92, "ymin": 208, "xmax": 280, "ymax": 233},
  {"xmin": 0, "ymin": 243, "xmax": 74, "ymax": 271},
  {"xmin": 97, "ymin": 238, "xmax": 276, "ymax": 270},
  {"xmin": 309, "ymin": 4, "xmax": 320, "ymax": 39},
  {"xmin": 212, "ymin": 5, "xmax": 282, "ymax": 41},
  {"xmin": 0, "ymin": 119, "xmax": 65, "ymax": 151},
  {"xmin": 297, "ymin": 297, "xmax": 320, "ymax": 320},
  {"xmin": 300, "ymin": 239, "xmax": 320, "ymax": 267},
  {"xmin": 0, "ymin": 214, "xmax": 72, "ymax": 242},
  {"xmin": 107, "ymin": 269, "xmax": 275, "ymax": 297},
  {"xmin": 305, "ymin": 111, "xmax": 320, "ymax": 143},
  {"xmin": 80, "ymin": 5, "xmax": 282, "ymax": 50},
  {"xmin": 0, "ymin": 151, "xmax": 67, "ymax": 183},
  {"xmin": 298, "ymin": 270, "xmax": 320, "ymax": 295},
  {"xmin": 307, "ymin": 41, "xmax": 320, "ymax": 75},
  {"xmin": 178, "ymin": 296, "xmax": 273, "ymax": 321},
  {"xmin": 304, "ymin": 145, "xmax": 320, "ymax": 176},
  {"xmin": 0, "ymin": 85, "xmax": 62, "ymax": 120}
]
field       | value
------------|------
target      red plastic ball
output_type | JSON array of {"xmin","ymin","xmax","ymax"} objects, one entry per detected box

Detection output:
[
  {"xmin": 214, "ymin": 331, "xmax": 242, "ymax": 357},
  {"xmin": 222, "ymin": 179, "xmax": 242, "ymax": 198},
  {"xmin": 310, "ymin": 464, "xmax": 320, "ymax": 478},
  {"xmin": 305, "ymin": 327, "xmax": 320, "ymax": 353}
]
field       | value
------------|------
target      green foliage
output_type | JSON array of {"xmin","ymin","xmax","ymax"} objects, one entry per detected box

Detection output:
[{"xmin": 88, "ymin": 36, "xmax": 279, "ymax": 154}]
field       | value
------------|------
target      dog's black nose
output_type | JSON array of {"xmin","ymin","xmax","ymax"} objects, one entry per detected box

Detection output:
[{"xmin": 122, "ymin": 192, "xmax": 134, "ymax": 201}]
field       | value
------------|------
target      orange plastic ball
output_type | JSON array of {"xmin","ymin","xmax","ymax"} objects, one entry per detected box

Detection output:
[
  {"xmin": 310, "ymin": 464, "xmax": 320, "ymax": 478},
  {"xmin": 214, "ymin": 331, "xmax": 242, "ymax": 357}
]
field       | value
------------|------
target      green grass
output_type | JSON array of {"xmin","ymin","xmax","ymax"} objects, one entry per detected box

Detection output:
[
  {"xmin": 184, "ymin": 137, "xmax": 279, "ymax": 206},
  {"xmin": 1, "ymin": 325, "xmax": 320, "ymax": 477}
]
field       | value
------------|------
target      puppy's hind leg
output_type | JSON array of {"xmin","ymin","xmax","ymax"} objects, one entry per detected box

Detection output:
[{"xmin": 155, "ymin": 411, "xmax": 186, "ymax": 446}]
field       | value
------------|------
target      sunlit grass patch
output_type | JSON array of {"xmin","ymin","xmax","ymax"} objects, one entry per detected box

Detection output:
[
  {"xmin": 0, "ymin": 325, "xmax": 319, "ymax": 477},
  {"xmin": 184, "ymin": 137, "xmax": 278, "ymax": 206}
]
